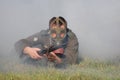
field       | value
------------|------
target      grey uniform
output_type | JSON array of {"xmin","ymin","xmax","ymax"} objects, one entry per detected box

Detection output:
[{"xmin": 15, "ymin": 28, "xmax": 79, "ymax": 67}]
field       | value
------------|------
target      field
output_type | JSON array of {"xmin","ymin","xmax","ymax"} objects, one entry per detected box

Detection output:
[{"xmin": 0, "ymin": 58, "xmax": 120, "ymax": 80}]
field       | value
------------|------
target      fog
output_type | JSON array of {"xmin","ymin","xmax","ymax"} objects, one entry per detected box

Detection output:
[{"xmin": 0, "ymin": 0, "xmax": 120, "ymax": 70}]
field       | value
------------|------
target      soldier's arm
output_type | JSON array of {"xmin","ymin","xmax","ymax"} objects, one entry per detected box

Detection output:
[
  {"xmin": 64, "ymin": 30, "xmax": 79, "ymax": 64},
  {"xmin": 14, "ymin": 30, "xmax": 45, "ymax": 58}
]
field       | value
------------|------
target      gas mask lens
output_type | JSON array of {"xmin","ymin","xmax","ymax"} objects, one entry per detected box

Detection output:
[{"xmin": 50, "ymin": 30, "xmax": 57, "ymax": 38}]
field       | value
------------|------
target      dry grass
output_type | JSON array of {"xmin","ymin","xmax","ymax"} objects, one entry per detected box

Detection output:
[{"xmin": 0, "ymin": 58, "xmax": 120, "ymax": 80}]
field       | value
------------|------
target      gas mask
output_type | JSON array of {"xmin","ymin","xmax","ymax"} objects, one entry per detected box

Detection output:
[{"xmin": 49, "ymin": 17, "xmax": 67, "ymax": 46}]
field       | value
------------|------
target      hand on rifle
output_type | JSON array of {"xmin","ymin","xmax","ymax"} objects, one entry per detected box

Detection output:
[
  {"xmin": 23, "ymin": 46, "xmax": 63, "ymax": 63},
  {"xmin": 23, "ymin": 46, "xmax": 42, "ymax": 59},
  {"xmin": 47, "ymin": 52, "xmax": 62, "ymax": 63},
  {"xmin": 46, "ymin": 48, "xmax": 64, "ymax": 63}
]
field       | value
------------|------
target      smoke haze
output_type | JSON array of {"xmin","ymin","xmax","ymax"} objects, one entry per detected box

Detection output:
[{"xmin": 0, "ymin": 0, "xmax": 120, "ymax": 71}]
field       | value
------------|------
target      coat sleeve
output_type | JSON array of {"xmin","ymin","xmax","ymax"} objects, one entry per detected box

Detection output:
[
  {"xmin": 64, "ymin": 30, "xmax": 79, "ymax": 64},
  {"xmin": 14, "ymin": 30, "xmax": 46, "ymax": 57}
]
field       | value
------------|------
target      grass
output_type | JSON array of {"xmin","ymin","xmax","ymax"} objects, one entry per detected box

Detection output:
[{"xmin": 0, "ymin": 58, "xmax": 120, "ymax": 80}]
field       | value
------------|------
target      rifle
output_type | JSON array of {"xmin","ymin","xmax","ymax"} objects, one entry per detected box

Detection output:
[{"xmin": 37, "ymin": 44, "xmax": 66, "ymax": 63}]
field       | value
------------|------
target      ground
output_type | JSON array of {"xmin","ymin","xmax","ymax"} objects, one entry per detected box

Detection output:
[{"xmin": 0, "ymin": 58, "xmax": 120, "ymax": 80}]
